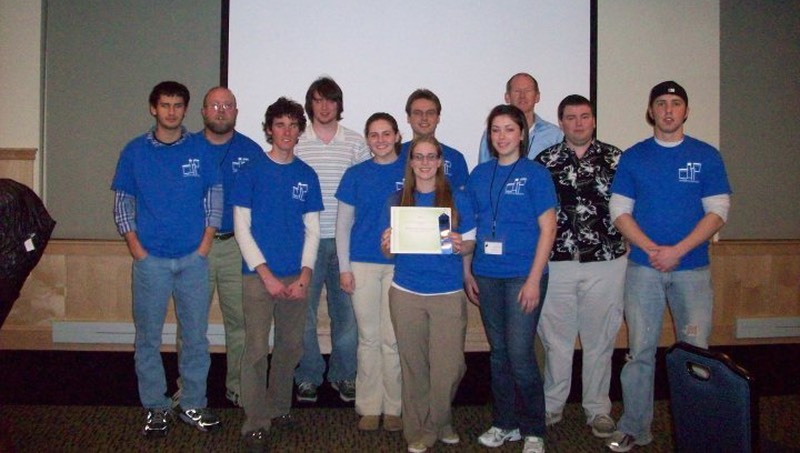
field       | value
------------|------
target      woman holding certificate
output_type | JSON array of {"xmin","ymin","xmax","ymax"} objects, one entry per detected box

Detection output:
[
  {"xmin": 335, "ymin": 113, "xmax": 406, "ymax": 432},
  {"xmin": 380, "ymin": 136, "xmax": 476, "ymax": 453},
  {"xmin": 464, "ymin": 104, "xmax": 557, "ymax": 453}
]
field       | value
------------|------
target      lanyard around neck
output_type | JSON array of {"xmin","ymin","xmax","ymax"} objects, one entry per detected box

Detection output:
[{"xmin": 489, "ymin": 158, "xmax": 520, "ymax": 238}]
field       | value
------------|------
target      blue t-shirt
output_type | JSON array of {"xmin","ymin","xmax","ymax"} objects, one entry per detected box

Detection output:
[
  {"xmin": 201, "ymin": 131, "xmax": 264, "ymax": 234},
  {"xmin": 111, "ymin": 131, "xmax": 220, "ymax": 258},
  {"xmin": 335, "ymin": 158, "xmax": 405, "ymax": 264},
  {"xmin": 230, "ymin": 153, "xmax": 323, "ymax": 277},
  {"xmin": 381, "ymin": 189, "xmax": 476, "ymax": 294},
  {"xmin": 467, "ymin": 158, "xmax": 557, "ymax": 278},
  {"xmin": 611, "ymin": 136, "xmax": 731, "ymax": 270},
  {"xmin": 400, "ymin": 141, "xmax": 469, "ymax": 190}
]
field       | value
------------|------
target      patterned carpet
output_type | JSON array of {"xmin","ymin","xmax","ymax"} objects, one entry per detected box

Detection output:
[
  {"xmin": 1, "ymin": 346, "xmax": 799, "ymax": 452},
  {"xmin": 2, "ymin": 396, "xmax": 800, "ymax": 452}
]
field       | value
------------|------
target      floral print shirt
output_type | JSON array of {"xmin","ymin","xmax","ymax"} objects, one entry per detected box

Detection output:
[{"xmin": 533, "ymin": 139, "xmax": 627, "ymax": 262}]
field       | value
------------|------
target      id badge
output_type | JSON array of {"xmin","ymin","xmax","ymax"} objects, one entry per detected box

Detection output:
[{"xmin": 484, "ymin": 240, "xmax": 504, "ymax": 255}]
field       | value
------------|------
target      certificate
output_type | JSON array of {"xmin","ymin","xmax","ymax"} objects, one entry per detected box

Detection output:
[{"xmin": 390, "ymin": 206, "xmax": 453, "ymax": 254}]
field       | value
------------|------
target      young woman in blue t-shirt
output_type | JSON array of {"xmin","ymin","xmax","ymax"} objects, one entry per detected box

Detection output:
[
  {"xmin": 380, "ymin": 136, "xmax": 476, "ymax": 453},
  {"xmin": 335, "ymin": 113, "xmax": 406, "ymax": 432},
  {"xmin": 464, "ymin": 104, "xmax": 557, "ymax": 453}
]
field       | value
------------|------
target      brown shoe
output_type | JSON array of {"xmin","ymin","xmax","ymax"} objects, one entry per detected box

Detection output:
[
  {"xmin": 383, "ymin": 414, "xmax": 403, "ymax": 432},
  {"xmin": 358, "ymin": 415, "xmax": 380, "ymax": 431}
]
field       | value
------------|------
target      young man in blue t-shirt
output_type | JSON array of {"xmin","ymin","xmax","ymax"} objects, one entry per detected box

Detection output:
[
  {"xmin": 232, "ymin": 97, "xmax": 323, "ymax": 452},
  {"xmin": 111, "ymin": 81, "xmax": 223, "ymax": 437},
  {"xmin": 398, "ymin": 89, "xmax": 469, "ymax": 190},
  {"xmin": 606, "ymin": 81, "xmax": 732, "ymax": 452}
]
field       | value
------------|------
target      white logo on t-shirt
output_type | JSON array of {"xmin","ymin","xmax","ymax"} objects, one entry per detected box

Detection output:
[
  {"xmin": 182, "ymin": 159, "xmax": 200, "ymax": 177},
  {"xmin": 678, "ymin": 162, "xmax": 701, "ymax": 183},
  {"xmin": 293, "ymin": 182, "xmax": 309, "ymax": 201}
]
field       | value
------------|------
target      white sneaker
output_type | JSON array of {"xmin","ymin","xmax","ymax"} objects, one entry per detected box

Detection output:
[
  {"xmin": 589, "ymin": 413, "xmax": 616, "ymax": 438},
  {"xmin": 478, "ymin": 426, "xmax": 522, "ymax": 447},
  {"xmin": 522, "ymin": 436, "xmax": 545, "ymax": 453}
]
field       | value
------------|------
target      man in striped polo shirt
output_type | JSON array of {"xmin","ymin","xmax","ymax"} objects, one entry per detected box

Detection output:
[{"xmin": 293, "ymin": 77, "xmax": 371, "ymax": 404}]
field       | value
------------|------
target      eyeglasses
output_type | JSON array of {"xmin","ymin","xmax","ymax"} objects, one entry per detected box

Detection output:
[
  {"xmin": 412, "ymin": 153, "xmax": 440, "ymax": 162},
  {"xmin": 207, "ymin": 103, "xmax": 235, "ymax": 112},
  {"xmin": 411, "ymin": 109, "xmax": 438, "ymax": 119}
]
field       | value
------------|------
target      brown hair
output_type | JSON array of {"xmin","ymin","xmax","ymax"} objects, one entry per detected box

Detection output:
[{"xmin": 399, "ymin": 136, "xmax": 459, "ymax": 228}]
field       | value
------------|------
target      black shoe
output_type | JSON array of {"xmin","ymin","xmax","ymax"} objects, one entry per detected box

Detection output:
[
  {"xmin": 271, "ymin": 413, "xmax": 297, "ymax": 430},
  {"xmin": 242, "ymin": 428, "xmax": 268, "ymax": 453},
  {"xmin": 296, "ymin": 382, "xmax": 318, "ymax": 402},
  {"xmin": 331, "ymin": 380, "xmax": 356, "ymax": 402},
  {"xmin": 142, "ymin": 408, "xmax": 172, "ymax": 438},
  {"xmin": 177, "ymin": 406, "xmax": 221, "ymax": 432}
]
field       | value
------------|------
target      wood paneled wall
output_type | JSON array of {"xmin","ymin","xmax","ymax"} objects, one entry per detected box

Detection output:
[
  {"xmin": 0, "ymin": 148, "xmax": 36, "ymax": 189},
  {"xmin": 1, "ymin": 240, "xmax": 798, "ymax": 351}
]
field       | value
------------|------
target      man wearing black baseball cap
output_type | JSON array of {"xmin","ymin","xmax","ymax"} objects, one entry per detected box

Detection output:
[{"xmin": 605, "ymin": 81, "xmax": 732, "ymax": 451}]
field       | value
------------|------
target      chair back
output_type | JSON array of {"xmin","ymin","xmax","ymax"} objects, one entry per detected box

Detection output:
[{"xmin": 666, "ymin": 341, "xmax": 757, "ymax": 453}]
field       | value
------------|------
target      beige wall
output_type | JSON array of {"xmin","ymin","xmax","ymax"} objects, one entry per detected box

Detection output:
[
  {"xmin": 597, "ymin": 1, "xmax": 720, "ymax": 151},
  {"xmin": 0, "ymin": 0, "xmax": 42, "ymax": 192}
]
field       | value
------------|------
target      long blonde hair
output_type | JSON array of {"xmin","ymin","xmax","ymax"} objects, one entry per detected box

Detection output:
[{"xmin": 399, "ymin": 136, "xmax": 459, "ymax": 228}]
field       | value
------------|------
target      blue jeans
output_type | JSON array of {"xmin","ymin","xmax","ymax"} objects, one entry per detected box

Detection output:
[
  {"xmin": 295, "ymin": 238, "xmax": 357, "ymax": 385},
  {"xmin": 133, "ymin": 251, "xmax": 211, "ymax": 410},
  {"xmin": 617, "ymin": 262, "xmax": 713, "ymax": 440},
  {"xmin": 476, "ymin": 274, "xmax": 548, "ymax": 438}
]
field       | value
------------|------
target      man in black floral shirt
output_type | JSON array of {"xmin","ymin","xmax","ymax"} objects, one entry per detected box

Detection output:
[{"xmin": 532, "ymin": 95, "xmax": 627, "ymax": 439}]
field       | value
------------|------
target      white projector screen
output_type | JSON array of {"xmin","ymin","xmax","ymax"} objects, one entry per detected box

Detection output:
[{"xmin": 229, "ymin": 0, "xmax": 591, "ymax": 170}]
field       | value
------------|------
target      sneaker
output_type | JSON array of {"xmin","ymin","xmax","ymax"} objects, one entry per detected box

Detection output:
[
  {"xmin": 142, "ymin": 408, "xmax": 172, "ymax": 438},
  {"xmin": 296, "ymin": 382, "xmax": 318, "ymax": 402},
  {"xmin": 358, "ymin": 415, "xmax": 380, "ymax": 431},
  {"xmin": 242, "ymin": 428, "xmax": 268, "ymax": 453},
  {"xmin": 225, "ymin": 389, "xmax": 241, "ymax": 407},
  {"xmin": 478, "ymin": 426, "xmax": 522, "ymax": 447},
  {"xmin": 177, "ymin": 406, "xmax": 221, "ymax": 432},
  {"xmin": 522, "ymin": 435, "xmax": 545, "ymax": 453},
  {"xmin": 590, "ymin": 414, "xmax": 616, "ymax": 438},
  {"xmin": 331, "ymin": 379, "xmax": 356, "ymax": 402},
  {"xmin": 383, "ymin": 414, "xmax": 403, "ymax": 432},
  {"xmin": 440, "ymin": 433, "xmax": 460, "ymax": 445},
  {"xmin": 545, "ymin": 412, "xmax": 562, "ymax": 426},
  {"xmin": 407, "ymin": 442, "xmax": 428, "ymax": 453},
  {"xmin": 606, "ymin": 431, "xmax": 653, "ymax": 452}
]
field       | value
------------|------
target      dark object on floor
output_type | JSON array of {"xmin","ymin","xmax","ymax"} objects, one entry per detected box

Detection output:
[
  {"xmin": 666, "ymin": 341, "xmax": 757, "ymax": 453},
  {"xmin": 0, "ymin": 178, "xmax": 56, "ymax": 327}
]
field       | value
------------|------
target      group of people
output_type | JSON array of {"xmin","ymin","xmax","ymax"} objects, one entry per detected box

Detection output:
[{"xmin": 111, "ymin": 72, "xmax": 731, "ymax": 453}]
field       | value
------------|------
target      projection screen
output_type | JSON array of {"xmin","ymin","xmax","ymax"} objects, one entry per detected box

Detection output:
[{"xmin": 228, "ymin": 0, "xmax": 592, "ymax": 170}]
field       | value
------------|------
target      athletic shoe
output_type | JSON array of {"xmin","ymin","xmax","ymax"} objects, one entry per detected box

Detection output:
[
  {"xmin": 226, "ymin": 389, "xmax": 241, "ymax": 407},
  {"xmin": 242, "ymin": 428, "xmax": 268, "ymax": 453},
  {"xmin": 590, "ymin": 413, "xmax": 616, "ymax": 438},
  {"xmin": 545, "ymin": 412, "xmax": 563, "ymax": 426},
  {"xmin": 522, "ymin": 435, "xmax": 545, "ymax": 453},
  {"xmin": 440, "ymin": 433, "xmax": 460, "ymax": 445},
  {"xmin": 142, "ymin": 408, "xmax": 172, "ymax": 438},
  {"xmin": 331, "ymin": 379, "xmax": 356, "ymax": 402},
  {"xmin": 407, "ymin": 441, "xmax": 427, "ymax": 453},
  {"xmin": 296, "ymin": 382, "xmax": 318, "ymax": 402},
  {"xmin": 606, "ymin": 431, "xmax": 653, "ymax": 452},
  {"xmin": 478, "ymin": 426, "xmax": 522, "ymax": 447},
  {"xmin": 177, "ymin": 406, "xmax": 221, "ymax": 432}
]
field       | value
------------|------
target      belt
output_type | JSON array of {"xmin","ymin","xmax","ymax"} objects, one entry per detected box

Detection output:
[{"xmin": 214, "ymin": 231, "xmax": 235, "ymax": 241}]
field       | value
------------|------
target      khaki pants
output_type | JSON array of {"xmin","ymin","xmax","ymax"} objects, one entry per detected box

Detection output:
[
  {"xmin": 389, "ymin": 287, "xmax": 466, "ymax": 447},
  {"xmin": 239, "ymin": 274, "xmax": 307, "ymax": 435}
]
